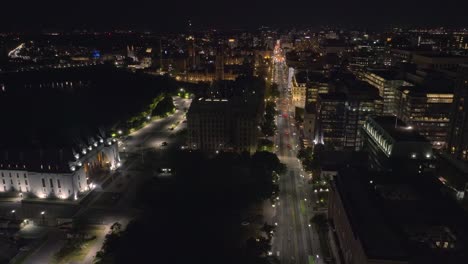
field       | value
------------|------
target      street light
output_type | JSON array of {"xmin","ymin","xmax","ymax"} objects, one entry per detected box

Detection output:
[{"xmin": 41, "ymin": 211, "xmax": 46, "ymax": 225}]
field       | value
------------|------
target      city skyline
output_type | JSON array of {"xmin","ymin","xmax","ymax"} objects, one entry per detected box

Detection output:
[
  {"xmin": 2, "ymin": 5, "xmax": 468, "ymax": 263},
  {"xmin": 1, "ymin": 0, "xmax": 468, "ymax": 31}
]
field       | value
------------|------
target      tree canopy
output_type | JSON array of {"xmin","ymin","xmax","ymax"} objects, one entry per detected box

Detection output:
[{"xmin": 96, "ymin": 150, "xmax": 286, "ymax": 264}]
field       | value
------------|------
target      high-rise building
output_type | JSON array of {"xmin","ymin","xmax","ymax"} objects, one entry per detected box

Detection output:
[
  {"xmin": 316, "ymin": 93, "xmax": 347, "ymax": 148},
  {"xmin": 395, "ymin": 86, "xmax": 453, "ymax": 148},
  {"xmin": 187, "ymin": 35, "xmax": 197, "ymax": 69},
  {"xmin": 303, "ymin": 104, "xmax": 316, "ymax": 146},
  {"xmin": 447, "ymin": 65, "xmax": 468, "ymax": 160},
  {"xmin": 187, "ymin": 97, "xmax": 260, "ymax": 154},
  {"xmin": 412, "ymin": 53, "xmax": 468, "ymax": 71},
  {"xmin": 186, "ymin": 20, "xmax": 197, "ymax": 70},
  {"xmin": 361, "ymin": 116, "xmax": 434, "ymax": 173},
  {"xmin": 361, "ymin": 69, "xmax": 409, "ymax": 115},
  {"xmin": 315, "ymin": 78, "xmax": 383, "ymax": 150},
  {"xmin": 215, "ymin": 46, "xmax": 225, "ymax": 81},
  {"xmin": 344, "ymin": 93, "xmax": 384, "ymax": 150},
  {"xmin": 329, "ymin": 168, "xmax": 468, "ymax": 264}
]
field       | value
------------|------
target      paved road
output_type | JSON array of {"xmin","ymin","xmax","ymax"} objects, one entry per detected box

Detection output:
[
  {"xmin": 22, "ymin": 97, "xmax": 192, "ymax": 264},
  {"xmin": 271, "ymin": 42, "xmax": 324, "ymax": 264},
  {"xmin": 124, "ymin": 97, "xmax": 191, "ymax": 152},
  {"xmin": 74, "ymin": 96, "xmax": 192, "ymax": 264},
  {"xmin": 23, "ymin": 229, "xmax": 66, "ymax": 264},
  {"xmin": 77, "ymin": 96, "xmax": 191, "ymax": 213}
]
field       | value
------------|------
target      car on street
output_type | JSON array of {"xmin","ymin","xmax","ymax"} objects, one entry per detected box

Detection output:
[
  {"xmin": 19, "ymin": 246, "xmax": 30, "ymax": 251},
  {"xmin": 156, "ymin": 168, "xmax": 173, "ymax": 177}
]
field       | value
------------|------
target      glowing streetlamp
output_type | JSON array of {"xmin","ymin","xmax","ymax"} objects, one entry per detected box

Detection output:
[{"xmin": 41, "ymin": 211, "xmax": 46, "ymax": 225}]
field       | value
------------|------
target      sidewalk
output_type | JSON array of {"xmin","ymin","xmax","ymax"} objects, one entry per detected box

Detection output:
[{"xmin": 75, "ymin": 225, "xmax": 110, "ymax": 264}]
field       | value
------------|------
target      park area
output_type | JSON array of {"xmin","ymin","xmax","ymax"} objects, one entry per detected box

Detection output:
[{"xmin": 52, "ymin": 225, "xmax": 106, "ymax": 264}]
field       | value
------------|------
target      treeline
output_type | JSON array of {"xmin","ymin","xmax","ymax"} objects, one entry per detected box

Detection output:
[{"xmin": 96, "ymin": 150, "xmax": 286, "ymax": 264}]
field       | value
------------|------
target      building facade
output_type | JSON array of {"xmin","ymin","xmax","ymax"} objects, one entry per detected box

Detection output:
[
  {"xmin": 316, "ymin": 91, "xmax": 383, "ymax": 150},
  {"xmin": 447, "ymin": 65, "xmax": 468, "ymax": 160},
  {"xmin": 412, "ymin": 54, "xmax": 468, "ymax": 71},
  {"xmin": 344, "ymin": 95, "xmax": 384, "ymax": 150},
  {"xmin": 396, "ymin": 86, "xmax": 453, "ymax": 148},
  {"xmin": 187, "ymin": 97, "xmax": 260, "ymax": 154},
  {"xmin": 292, "ymin": 71, "xmax": 329, "ymax": 109},
  {"xmin": 361, "ymin": 116, "xmax": 434, "ymax": 173},
  {"xmin": 316, "ymin": 93, "xmax": 347, "ymax": 148},
  {"xmin": 291, "ymin": 72, "xmax": 307, "ymax": 109},
  {"xmin": 361, "ymin": 70, "xmax": 409, "ymax": 115},
  {"xmin": 329, "ymin": 168, "xmax": 468, "ymax": 264},
  {"xmin": 0, "ymin": 138, "xmax": 120, "ymax": 200}
]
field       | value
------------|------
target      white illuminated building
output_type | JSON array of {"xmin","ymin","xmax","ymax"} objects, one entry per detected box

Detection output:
[
  {"xmin": 0, "ymin": 135, "xmax": 120, "ymax": 200},
  {"xmin": 361, "ymin": 116, "xmax": 434, "ymax": 173}
]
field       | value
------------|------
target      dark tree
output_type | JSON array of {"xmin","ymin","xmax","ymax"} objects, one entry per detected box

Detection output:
[{"xmin": 151, "ymin": 95, "xmax": 175, "ymax": 117}]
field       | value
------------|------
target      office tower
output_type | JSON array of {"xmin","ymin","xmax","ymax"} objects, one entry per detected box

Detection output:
[
  {"xmin": 447, "ymin": 65, "xmax": 468, "ymax": 159},
  {"xmin": 361, "ymin": 116, "xmax": 434, "ymax": 173},
  {"xmin": 361, "ymin": 70, "xmax": 408, "ymax": 115},
  {"xmin": 187, "ymin": 97, "xmax": 260, "ymax": 154},
  {"xmin": 396, "ymin": 86, "xmax": 453, "ymax": 148}
]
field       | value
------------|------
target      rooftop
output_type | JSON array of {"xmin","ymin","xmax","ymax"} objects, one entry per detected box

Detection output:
[
  {"xmin": 414, "ymin": 53, "xmax": 468, "ymax": 59},
  {"xmin": 370, "ymin": 116, "xmax": 428, "ymax": 142},
  {"xmin": 318, "ymin": 92, "xmax": 347, "ymax": 101},
  {"xmin": 320, "ymin": 39, "xmax": 348, "ymax": 47},
  {"xmin": 398, "ymin": 85, "xmax": 453, "ymax": 97},
  {"xmin": 295, "ymin": 71, "xmax": 328, "ymax": 84},
  {"xmin": 334, "ymin": 169, "xmax": 408, "ymax": 260},
  {"xmin": 334, "ymin": 168, "xmax": 468, "ymax": 263},
  {"xmin": 368, "ymin": 69, "xmax": 403, "ymax": 80},
  {"xmin": 188, "ymin": 96, "xmax": 259, "ymax": 116}
]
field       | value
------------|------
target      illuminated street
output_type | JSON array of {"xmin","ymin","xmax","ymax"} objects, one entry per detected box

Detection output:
[
  {"xmin": 271, "ymin": 41, "xmax": 324, "ymax": 264},
  {"xmin": 2, "ymin": 8, "xmax": 467, "ymax": 263},
  {"xmin": 22, "ymin": 97, "xmax": 192, "ymax": 264}
]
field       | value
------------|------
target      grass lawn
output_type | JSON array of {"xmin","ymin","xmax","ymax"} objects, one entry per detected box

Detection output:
[{"xmin": 53, "ymin": 225, "xmax": 106, "ymax": 264}]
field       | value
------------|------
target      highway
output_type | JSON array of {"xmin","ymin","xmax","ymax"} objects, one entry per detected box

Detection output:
[{"xmin": 271, "ymin": 41, "xmax": 324, "ymax": 264}]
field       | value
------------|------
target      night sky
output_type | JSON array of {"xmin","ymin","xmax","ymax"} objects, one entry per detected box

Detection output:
[{"xmin": 1, "ymin": 0, "xmax": 467, "ymax": 31}]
